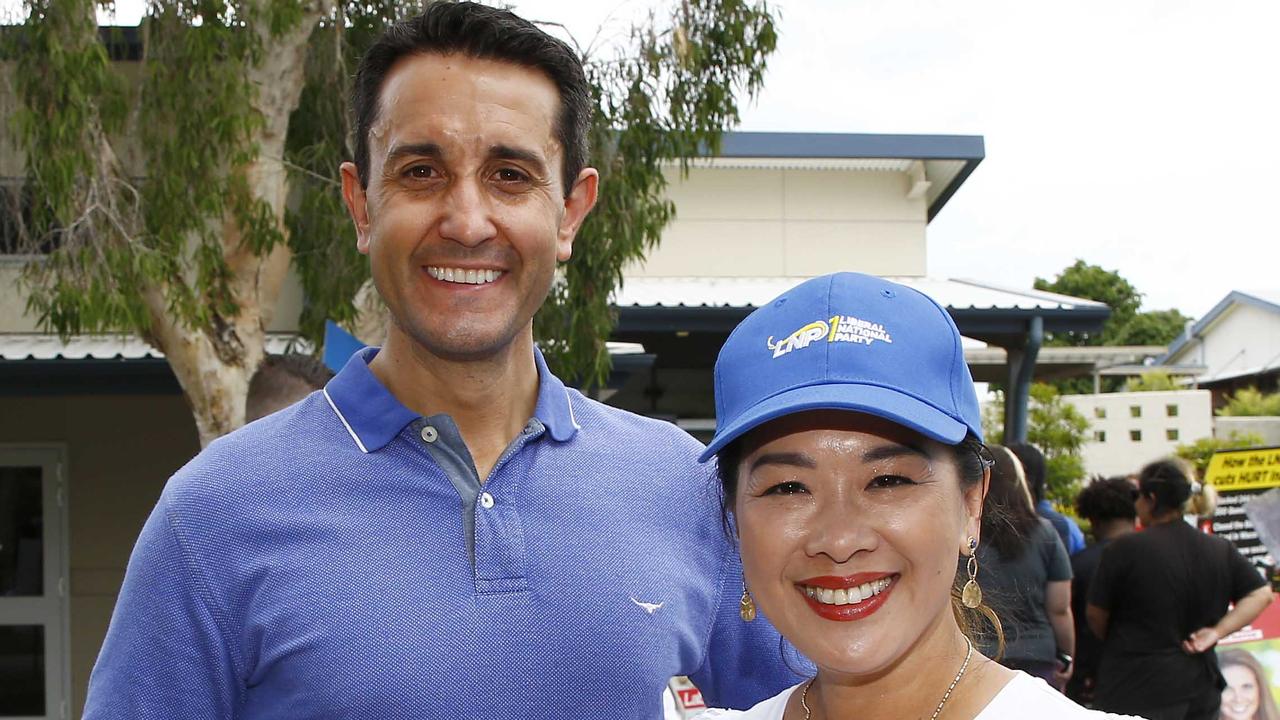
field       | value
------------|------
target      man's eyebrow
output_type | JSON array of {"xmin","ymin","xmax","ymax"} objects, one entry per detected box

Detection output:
[
  {"xmin": 490, "ymin": 144, "xmax": 548, "ymax": 176},
  {"xmin": 861, "ymin": 442, "xmax": 930, "ymax": 463},
  {"xmin": 384, "ymin": 142, "xmax": 444, "ymax": 164},
  {"xmin": 749, "ymin": 451, "xmax": 817, "ymax": 473}
]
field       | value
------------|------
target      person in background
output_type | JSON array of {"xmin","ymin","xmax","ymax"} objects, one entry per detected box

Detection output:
[
  {"xmin": 1088, "ymin": 458, "xmax": 1274, "ymax": 720},
  {"xmin": 1009, "ymin": 442, "xmax": 1086, "ymax": 555},
  {"xmin": 1219, "ymin": 649, "xmax": 1280, "ymax": 720},
  {"xmin": 245, "ymin": 353, "xmax": 335, "ymax": 422},
  {"xmin": 977, "ymin": 444, "xmax": 1074, "ymax": 690},
  {"xmin": 1066, "ymin": 477, "xmax": 1138, "ymax": 705}
]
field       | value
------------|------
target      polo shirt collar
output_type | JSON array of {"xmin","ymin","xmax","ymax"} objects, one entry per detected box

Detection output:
[{"xmin": 323, "ymin": 346, "xmax": 579, "ymax": 453}]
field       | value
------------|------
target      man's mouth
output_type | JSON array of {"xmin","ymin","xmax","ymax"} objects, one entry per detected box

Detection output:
[{"xmin": 426, "ymin": 266, "xmax": 504, "ymax": 285}]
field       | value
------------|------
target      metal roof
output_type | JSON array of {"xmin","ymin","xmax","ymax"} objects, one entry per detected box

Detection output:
[
  {"xmin": 0, "ymin": 333, "xmax": 308, "ymax": 361},
  {"xmin": 613, "ymin": 276, "xmax": 1108, "ymax": 313}
]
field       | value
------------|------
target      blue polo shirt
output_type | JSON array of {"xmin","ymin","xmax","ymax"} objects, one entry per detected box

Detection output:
[{"xmin": 85, "ymin": 348, "xmax": 793, "ymax": 719}]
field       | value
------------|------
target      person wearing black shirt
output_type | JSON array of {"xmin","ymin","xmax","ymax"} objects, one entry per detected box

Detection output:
[
  {"xmin": 1087, "ymin": 459, "xmax": 1273, "ymax": 720},
  {"xmin": 1066, "ymin": 477, "xmax": 1137, "ymax": 705}
]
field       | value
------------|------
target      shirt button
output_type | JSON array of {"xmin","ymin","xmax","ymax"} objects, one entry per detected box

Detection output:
[
  {"xmin": 420, "ymin": 426, "xmax": 438, "ymax": 443},
  {"xmin": 479, "ymin": 492, "xmax": 495, "ymax": 509}
]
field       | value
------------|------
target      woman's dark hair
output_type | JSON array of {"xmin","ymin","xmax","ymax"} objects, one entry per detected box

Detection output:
[
  {"xmin": 716, "ymin": 428, "xmax": 1003, "ymax": 651},
  {"xmin": 1219, "ymin": 649, "xmax": 1280, "ymax": 720},
  {"xmin": 1138, "ymin": 458, "xmax": 1193, "ymax": 514},
  {"xmin": 1075, "ymin": 476, "xmax": 1138, "ymax": 526},
  {"xmin": 351, "ymin": 1, "xmax": 592, "ymax": 193},
  {"xmin": 980, "ymin": 445, "xmax": 1040, "ymax": 560},
  {"xmin": 1005, "ymin": 442, "xmax": 1046, "ymax": 504}
]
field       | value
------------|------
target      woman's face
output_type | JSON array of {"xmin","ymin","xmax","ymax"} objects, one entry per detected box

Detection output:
[
  {"xmin": 1223, "ymin": 663, "xmax": 1263, "ymax": 720},
  {"xmin": 732, "ymin": 410, "xmax": 984, "ymax": 677}
]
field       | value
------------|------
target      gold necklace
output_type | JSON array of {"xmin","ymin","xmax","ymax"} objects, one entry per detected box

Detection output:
[{"xmin": 799, "ymin": 637, "xmax": 974, "ymax": 720}]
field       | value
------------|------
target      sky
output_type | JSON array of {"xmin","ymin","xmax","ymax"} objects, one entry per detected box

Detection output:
[{"xmin": 13, "ymin": 0, "xmax": 1280, "ymax": 319}]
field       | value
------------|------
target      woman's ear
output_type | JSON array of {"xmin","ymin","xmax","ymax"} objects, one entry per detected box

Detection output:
[{"xmin": 961, "ymin": 465, "xmax": 990, "ymax": 549}]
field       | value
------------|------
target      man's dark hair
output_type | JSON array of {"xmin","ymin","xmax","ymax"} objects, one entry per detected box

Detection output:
[
  {"xmin": 246, "ymin": 353, "xmax": 335, "ymax": 422},
  {"xmin": 351, "ymin": 1, "xmax": 592, "ymax": 193},
  {"xmin": 1006, "ymin": 442, "xmax": 1046, "ymax": 504},
  {"xmin": 1075, "ymin": 476, "xmax": 1138, "ymax": 525}
]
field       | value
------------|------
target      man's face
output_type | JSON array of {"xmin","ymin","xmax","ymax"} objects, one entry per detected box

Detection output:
[{"xmin": 341, "ymin": 53, "xmax": 597, "ymax": 362}]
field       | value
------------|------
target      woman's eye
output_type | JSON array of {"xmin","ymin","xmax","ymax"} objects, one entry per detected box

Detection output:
[
  {"xmin": 763, "ymin": 481, "xmax": 807, "ymax": 496},
  {"xmin": 870, "ymin": 475, "xmax": 916, "ymax": 489}
]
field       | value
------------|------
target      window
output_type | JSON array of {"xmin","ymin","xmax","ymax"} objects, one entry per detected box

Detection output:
[
  {"xmin": 1130, "ymin": 429, "xmax": 1142, "ymax": 442},
  {"xmin": 1130, "ymin": 405, "xmax": 1142, "ymax": 418},
  {"xmin": 1094, "ymin": 407, "xmax": 1107, "ymax": 419},
  {"xmin": 1095, "ymin": 431, "xmax": 1107, "ymax": 443},
  {"xmin": 1166, "ymin": 404, "xmax": 1179, "ymax": 417},
  {"xmin": 1167, "ymin": 428, "xmax": 1179, "ymax": 441}
]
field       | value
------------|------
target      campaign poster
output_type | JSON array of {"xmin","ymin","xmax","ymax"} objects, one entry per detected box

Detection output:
[{"xmin": 1209, "ymin": 447, "xmax": 1280, "ymax": 720}]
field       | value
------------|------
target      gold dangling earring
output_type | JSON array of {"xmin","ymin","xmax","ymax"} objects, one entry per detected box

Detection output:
[
  {"xmin": 962, "ymin": 536, "xmax": 983, "ymax": 609},
  {"xmin": 739, "ymin": 581, "xmax": 757, "ymax": 622}
]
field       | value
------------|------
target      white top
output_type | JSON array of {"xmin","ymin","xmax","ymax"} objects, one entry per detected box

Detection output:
[{"xmin": 693, "ymin": 672, "xmax": 1143, "ymax": 719}]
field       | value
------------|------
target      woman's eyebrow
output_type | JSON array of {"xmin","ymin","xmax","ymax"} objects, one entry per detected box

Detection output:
[
  {"xmin": 749, "ymin": 452, "xmax": 816, "ymax": 472},
  {"xmin": 861, "ymin": 443, "xmax": 930, "ymax": 463}
]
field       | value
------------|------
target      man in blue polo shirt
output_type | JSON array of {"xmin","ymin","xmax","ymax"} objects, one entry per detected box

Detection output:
[{"xmin": 84, "ymin": 3, "xmax": 793, "ymax": 718}]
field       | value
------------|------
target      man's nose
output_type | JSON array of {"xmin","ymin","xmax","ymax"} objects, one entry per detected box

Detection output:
[
  {"xmin": 803, "ymin": 496, "xmax": 878, "ymax": 564},
  {"xmin": 438, "ymin": 179, "xmax": 497, "ymax": 247}
]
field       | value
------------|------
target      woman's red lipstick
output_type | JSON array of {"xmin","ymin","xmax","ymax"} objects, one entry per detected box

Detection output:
[{"xmin": 798, "ymin": 573, "xmax": 896, "ymax": 622}]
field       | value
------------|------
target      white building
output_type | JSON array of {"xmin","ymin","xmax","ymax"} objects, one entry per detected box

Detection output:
[
  {"xmin": 1064, "ymin": 390, "xmax": 1213, "ymax": 478},
  {"xmin": 1160, "ymin": 290, "xmax": 1280, "ymax": 406}
]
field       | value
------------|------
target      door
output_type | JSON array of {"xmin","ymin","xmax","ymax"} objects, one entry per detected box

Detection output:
[{"xmin": 0, "ymin": 447, "xmax": 68, "ymax": 720}]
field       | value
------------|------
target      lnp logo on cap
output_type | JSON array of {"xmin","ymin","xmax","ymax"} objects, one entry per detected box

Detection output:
[{"xmin": 767, "ymin": 315, "xmax": 892, "ymax": 358}]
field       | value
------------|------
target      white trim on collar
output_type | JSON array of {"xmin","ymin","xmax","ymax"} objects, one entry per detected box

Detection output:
[
  {"xmin": 564, "ymin": 387, "xmax": 581, "ymax": 431},
  {"xmin": 323, "ymin": 387, "xmax": 369, "ymax": 454}
]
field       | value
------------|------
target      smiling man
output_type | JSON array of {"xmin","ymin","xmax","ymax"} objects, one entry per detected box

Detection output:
[{"xmin": 83, "ymin": 4, "xmax": 791, "ymax": 718}]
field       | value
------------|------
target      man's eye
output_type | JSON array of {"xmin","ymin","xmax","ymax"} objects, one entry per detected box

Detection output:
[
  {"xmin": 763, "ymin": 481, "xmax": 807, "ymax": 496},
  {"xmin": 870, "ymin": 475, "xmax": 916, "ymax": 489},
  {"xmin": 495, "ymin": 167, "xmax": 529, "ymax": 183},
  {"xmin": 404, "ymin": 165, "xmax": 437, "ymax": 180}
]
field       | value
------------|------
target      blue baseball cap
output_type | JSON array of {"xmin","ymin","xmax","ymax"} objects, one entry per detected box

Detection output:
[{"xmin": 699, "ymin": 272, "xmax": 983, "ymax": 462}]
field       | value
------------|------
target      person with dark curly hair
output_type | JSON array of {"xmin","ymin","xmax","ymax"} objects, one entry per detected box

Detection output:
[
  {"xmin": 1066, "ymin": 477, "xmax": 1137, "ymax": 705},
  {"xmin": 1088, "ymin": 459, "xmax": 1274, "ymax": 719}
]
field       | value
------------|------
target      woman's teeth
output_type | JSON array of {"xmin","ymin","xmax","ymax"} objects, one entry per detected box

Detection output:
[
  {"xmin": 801, "ymin": 577, "xmax": 893, "ymax": 606},
  {"xmin": 427, "ymin": 267, "xmax": 502, "ymax": 285}
]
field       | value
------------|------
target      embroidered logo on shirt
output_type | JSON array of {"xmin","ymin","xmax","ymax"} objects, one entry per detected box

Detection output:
[{"xmin": 630, "ymin": 597, "xmax": 665, "ymax": 614}]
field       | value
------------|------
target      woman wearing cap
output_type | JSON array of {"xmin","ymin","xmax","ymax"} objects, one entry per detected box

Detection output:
[
  {"xmin": 695, "ymin": 273, "xmax": 1132, "ymax": 719},
  {"xmin": 1087, "ymin": 459, "xmax": 1273, "ymax": 719}
]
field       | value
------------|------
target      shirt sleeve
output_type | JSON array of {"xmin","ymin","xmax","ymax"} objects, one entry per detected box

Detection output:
[
  {"xmin": 688, "ymin": 545, "xmax": 801, "ymax": 709},
  {"xmin": 1043, "ymin": 522, "xmax": 1073, "ymax": 582},
  {"xmin": 1067, "ymin": 518, "xmax": 1087, "ymax": 555},
  {"xmin": 83, "ymin": 494, "xmax": 241, "ymax": 719},
  {"xmin": 1225, "ymin": 539, "xmax": 1268, "ymax": 600}
]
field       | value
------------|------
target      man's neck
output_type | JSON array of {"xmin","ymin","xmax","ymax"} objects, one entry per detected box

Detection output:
[
  {"xmin": 1094, "ymin": 519, "xmax": 1135, "ymax": 542},
  {"xmin": 369, "ymin": 326, "xmax": 540, "ymax": 481}
]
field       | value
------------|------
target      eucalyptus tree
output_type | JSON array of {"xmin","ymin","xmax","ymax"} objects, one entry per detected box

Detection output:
[{"xmin": 11, "ymin": 0, "xmax": 777, "ymax": 445}]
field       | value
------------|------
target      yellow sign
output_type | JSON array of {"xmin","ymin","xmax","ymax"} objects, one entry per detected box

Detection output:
[{"xmin": 1206, "ymin": 447, "xmax": 1280, "ymax": 491}]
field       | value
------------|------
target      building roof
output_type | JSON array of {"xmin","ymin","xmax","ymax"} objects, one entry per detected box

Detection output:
[
  {"xmin": 615, "ymin": 275, "xmax": 1105, "ymax": 313},
  {"xmin": 711, "ymin": 132, "xmax": 984, "ymax": 221},
  {"xmin": 1160, "ymin": 289, "xmax": 1280, "ymax": 364},
  {"xmin": 613, "ymin": 276, "xmax": 1110, "ymax": 351}
]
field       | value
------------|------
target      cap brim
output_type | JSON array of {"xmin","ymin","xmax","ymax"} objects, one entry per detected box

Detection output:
[{"xmin": 698, "ymin": 383, "xmax": 969, "ymax": 462}]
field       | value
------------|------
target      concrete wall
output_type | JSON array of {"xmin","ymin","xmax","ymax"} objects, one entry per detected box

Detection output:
[
  {"xmin": 1065, "ymin": 390, "xmax": 1214, "ymax": 478},
  {"xmin": 0, "ymin": 393, "xmax": 200, "ymax": 717},
  {"xmin": 627, "ymin": 165, "xmax": 928, "ymax": 278},
  {"xmin": 1216, "ymin": 416, "xmax": 1280, "ymax": 447}
]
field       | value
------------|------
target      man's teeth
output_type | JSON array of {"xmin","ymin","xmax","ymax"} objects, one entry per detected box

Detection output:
[
  {"xmin": 426, "ymin": 267, "xmax": 502, "ymax": 285},
  {"xmin": 802, "ymin": 577, "xmax": 893, "ymax": 606}
]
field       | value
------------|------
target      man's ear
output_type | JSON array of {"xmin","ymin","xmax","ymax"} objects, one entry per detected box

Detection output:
[
  {"xmin": 556, "ymin": 168, "xmax": 599, "ymax": 262},
  {"xmin": 340, "ymin": 161, "xmax": 372, "ymax": 254}
]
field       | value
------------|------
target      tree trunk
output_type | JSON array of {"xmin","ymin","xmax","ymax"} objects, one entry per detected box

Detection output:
[{"xmin": 147, "ymin": 1, "xmax": 333, "ymax": 447}]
